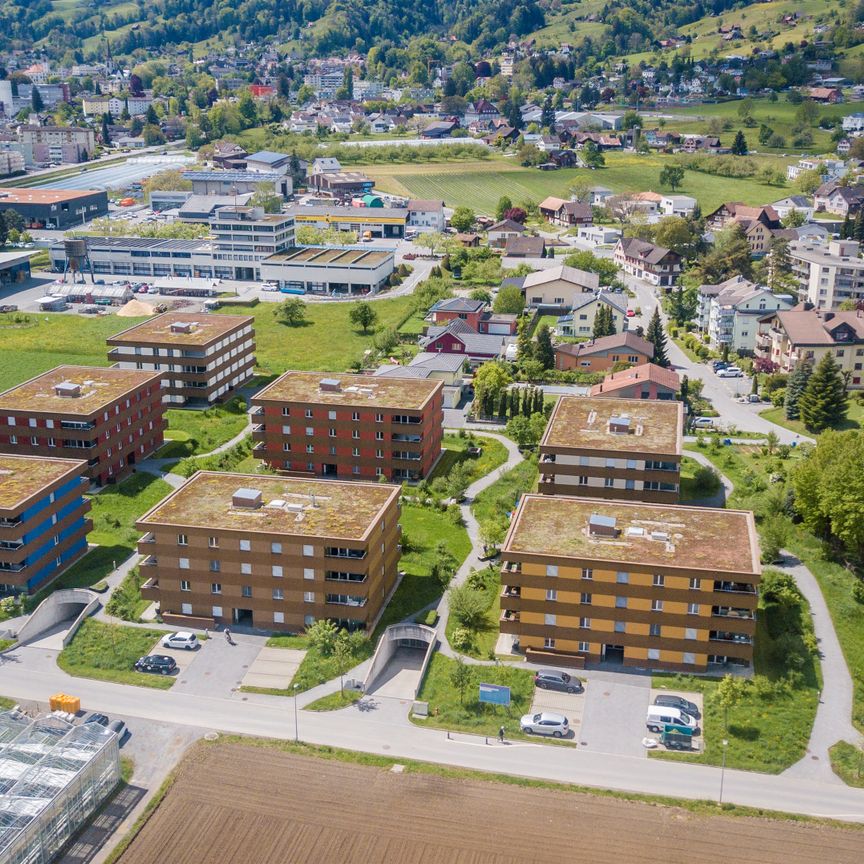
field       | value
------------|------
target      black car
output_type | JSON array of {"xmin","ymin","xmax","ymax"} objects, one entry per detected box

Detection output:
[
  {"xmin": 534, "ymin": 669, "xmax": 584, "ymax": 694},
  {"xmin": 84, "ymin": 713, "xmax": 109, "ymax": 726},
  {"xmin": 134, "ymin": 654, "xmax": 177, "ymax": 675},
  {"xmin": 654, "ymin": 693, "xmax": 700, "ymax": 719}
]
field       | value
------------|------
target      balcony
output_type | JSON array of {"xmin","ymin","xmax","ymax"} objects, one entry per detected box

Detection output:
[
  {"xmin": 140, "ymin": 555, "xmax": 158, "ymax": 567},
  {"xmin": 141, "ymin": 578, "xmax": 160, "ymax": 601},
  {"xmin": 540, "ymin": 454, "xmax": 556, "ymax": 463},
  {"xmin": 250, "ymin": 406, "xmax": 264, "ymax": 417},
  {"xmin": 139, "ymin": 532, "xmax": 156, "ymax": 544},
  {"xmin": 500, "ymin": 609, "xmax": 520, "ymax": 624},
  {"xmin": 0, "ymin": 562, "xmax": 25, "ymax": 573},
  {"xmin": 63, "ymin": 440, "xmax": 96, "ymax": 449},
  {"xmin": 502, "ymin": 561, "xmax": 522, "ymax": 575},
  {"xmin": 60, "ymin": 420, "xmax": 94, "ymax": 431},
  {"xmin": 252, "ymin": 442, "xmax": 266, "ymax": 453},
  {"xmin": 501, "ymin": 585, "xmax": 521, "ymax": 600},
  {"xmin": 325, "ymin": 547, "xmax": 366, "ymax": 560},
  {"xmin": 0, "ymin": 539, "xmax": 24, "ymax": 551},
  {"xmin": 713, "ymin": 581, "xmax": 757, "ymax": 595},
  {"xmin": 252, "ymin": 423, "xmax": 265, "ymax": 434},
  {"xmin": 712, "ymin": 606, "xmax": 755, "ymax": 620},
  {"xmin": 392, "ymin": 433, "xmax": 422, "ymax": 443},
  {"xmin": 709, "ymin": 631, "xmax": 753, "ymax": 645},
  {"xmin": 325, "ymin": 594, "xmax": 368, "ymax": 607},
  {"xmin": 0, "ymin": 517, "xmax": 21, "ymax": 528},
  {"xmin": 392, "ymin": 415, "xmax": 422, "ymax": 425},
  {"xmin": 325, "ymin": 571, "xmax": 367, "ymax": 583}
]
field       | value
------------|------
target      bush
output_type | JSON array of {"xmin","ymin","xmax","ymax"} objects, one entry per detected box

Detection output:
[
  {"xmin": 770, "ymin": 388, "xmax": 786, "ymax": 408},
  {"xmin": 449, "ymin": 583, "xmax": 488, "ymax": 629},
  {"xmin": 451, "ymin": 627, "xmax": 473, "ymax": 651},
  {"xmin": 693, "ymin": 464, "xmax": 721, "ymax": 495},
  {"xmin": 105, "ymin": 567, "xmax": 144, "ymax": 621},
  {"xmin": 420, "ymin": 609, "xmax": 439, "ymax": 626},
  {"xmin": 852, "ymin": 581, "xmax": 864, "ymax": 605}
]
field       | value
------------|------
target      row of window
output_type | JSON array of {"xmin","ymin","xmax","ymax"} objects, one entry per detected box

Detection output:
[
  {"xmin": 542, "ymin": 617, "xmax": 703, "ymax": 634},
  {"xmin": 279, "ymin": 408, "xmax": 421, "ymax": 423},
  {"xmin": 541, "ymin": 639, "xmax": 698, "ymax": 664},
  {"xmin": 544, "ymin": 564, "xmax": 702, "ymax": 590},
  {"xmin": 180, "ymin": 603, "xmax": 313, "ymax": 627}
]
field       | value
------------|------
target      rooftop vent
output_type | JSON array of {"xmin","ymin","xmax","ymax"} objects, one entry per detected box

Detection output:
[
  {"xmin": 170, "ymin": 321, "xmax": 196, "ymax": 334},
  {"xmin": 588, "ymin": 513, "xmax": 618, "ymax": 537},
  {"xmin": 319, "ymin": 378, "xmax": 342, "ymax": 392},
  {"xmin": 586, "ymin": 410, "xmax": 597, "ymax": 426},
  {"xmin": 608, "ymin": 414, "xmax": 631, "ymax": 435},
  {"xmin": 54, "ymin": 382, "xmax": 81, "ymax": 398},
  {"xmin": 626, "ymin": 526, "xmax": 645, "ymax": 537},
  {"xmin": 650, "ymin": 530, "xmax": 670, "ymax": 542},
  {"xmin": 232, "ymin": 487, "xmax": 262, "ymax": 509}
]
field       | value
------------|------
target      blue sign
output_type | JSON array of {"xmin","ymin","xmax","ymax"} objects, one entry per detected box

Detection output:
[{"xmin": 479, "ymin": 683, "xmax": 511, "ymax": 706}]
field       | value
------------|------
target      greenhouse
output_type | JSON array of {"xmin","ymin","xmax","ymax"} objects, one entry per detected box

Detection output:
[{"xmin": 0, "ymin": 712, "xmax": 120, "ymax": 864}]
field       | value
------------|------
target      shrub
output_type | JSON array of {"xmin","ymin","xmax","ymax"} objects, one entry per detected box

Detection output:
[
  {"xmin": 852, "ymin": 581, "xmax": 864, "ymax": 605},
  {"xmin": 693, "ymin": 464, "xmax": 721, "ymax": 495},
  {"xmin": 306, "ymin": 619, "xmax": 339, "ymax": 656},
  {"xmin": 449, "ymin": 583, "xmax": 488, "ymax": 629}
]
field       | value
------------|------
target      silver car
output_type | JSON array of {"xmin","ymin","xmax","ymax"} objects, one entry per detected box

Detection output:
[
  {"xmin": 520, "ymin": 712, "xmax": 569, "ymax": 738},
  {"xmin": 161, "ymin": 631, "xmax": 199, "ymax": 651}
]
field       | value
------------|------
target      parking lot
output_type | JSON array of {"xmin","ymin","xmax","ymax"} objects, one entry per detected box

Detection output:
[{"xmin": 529, "ymin": 684, "xmax": 586, "ymax": 744}]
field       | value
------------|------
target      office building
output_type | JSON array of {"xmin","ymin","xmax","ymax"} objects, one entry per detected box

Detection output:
[
  {"xmin": 538, "ymin": 397, "xmax": 682, "ymax": 503},
  {"xmin": 0, "ymin": 188, "xmax": 107, "ymax": 229},
  {"xmin": 18, "ymin": 125, "xmax": 95, "ymax": 164},
  {"xmin": 251, "ymin": 371, "xmax": 444, "ymax": 482},
  {"xmin": 0, "ymin": 455, "xmax": 91, "ymax": 594},
  {"xmin": 210, "ymin": 206, "xmax": 295, "ymax": 281},
  {"xmin": 107, "ymin": 312, "xmax": 256, "ymax": 406},
  {"xmin": 0, "ymin": 366, "xmax": 164, "ymax": 486},
  {"xmin": 499, "ymin": 495, "xmax": 761, "ymax": 670},
  {"xmin": 260, "ymin": 246, "xmax": 395, "ymax": 295},
  {"xmin": 288, "ymin": 204, "xmax": 406, "ymax": 239},
  {"xmin": 137, "ymin": 472, "xmax": 401, "ymax": 632}
]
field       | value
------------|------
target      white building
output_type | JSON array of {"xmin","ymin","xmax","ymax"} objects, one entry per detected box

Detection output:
[
  {"xmin": 770, "ymin": 195, "xmax": 814, "ymax": 222},
  {"xmin": 406, "ymin": 199, "xmax": 445, "ymax": 232},
  {"xmin": 82, "ymin": 95, "xmax": 153, "ymax": 117},
  {"xmin": 786, "ymin": 156, "xmax": 846, "ymax": 182},
  {"xmin": 660, "ymin": 195, "xmax": 698, "ymax": 217},
  {"xmin": 577, "ymin": 225, "xmax": 621, "ymax": 247},
  {"xmin": 789, "ymin": 238, "xmax": 864, "ymax": 309},
  {"xmin": 260, "ymin": 246, "xmax": 394, "ymax": 296},
  {"xmin": 842, "ymin": 112, "xmax": 864, "ymax": 134}
]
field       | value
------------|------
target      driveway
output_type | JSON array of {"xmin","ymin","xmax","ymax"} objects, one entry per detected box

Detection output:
[
  {"xmin": 578, "ymin": 673, "xmax": 651, "ymax": 758},
  {"xmin": 530, "ymin": 685, "xmax": 587, "ymax": 744},
  {"xmin": 241, "ymin": 646, "xmax": 305, "ymax": 691},
  {"xmin": 366, "ymin": 646, "xmax": 426, "ymax": 699},
  {"xmin": 170, "ymin": 632, "xmax": 266, "ymax": 698}
]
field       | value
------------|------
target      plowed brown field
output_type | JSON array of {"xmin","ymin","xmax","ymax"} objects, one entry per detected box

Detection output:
[{"xmin": 117, "ymin": 744, "xmax": 863, "ymax": 864}]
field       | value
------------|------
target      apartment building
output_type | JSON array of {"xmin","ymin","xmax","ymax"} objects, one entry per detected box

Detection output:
[
  {"xmin": 538, "ymin": 397, "xmax": 683, "ymax": 503},
  {"xmin": 499, "ymin": 495, "xmax": 761, "ymax": 671},
  {"xmin": 137, "ymin": 472, "xmax": 401, "ymax": 632},
  {"xmin": 107, "ymin": 312, "xmax": 256, "ymax": 406},
  {"xmin": 0, "ymin": 455, "xmax": 92, "ymax": 595},
  {"xmin": 0, "ymin": 366, "xmax": 164, "ymax": 486},
  {"xmin": 613, "ymin": 238, "xmax": 682, "ymax": 287},
  {"xmin": 789, "ymin": 238, "xmax": 864, "ymax": 309},
  {"xmin": 251, "ymin": 372, "xmax": 444, "ymax": 482},
  {"xmin": 18, "ymin": 125, "xmax": 95, "ymax": 164},
  {"xmin": 209, "ymin": 206, "xmax": 295, "ymax": 281},
  {"xmin": 82, "ymin": 95, "xmax": 153, "ymax": 117},
  {"xmin": 756, "ymin": 306, "xmax": 864, "ymax": 389}
]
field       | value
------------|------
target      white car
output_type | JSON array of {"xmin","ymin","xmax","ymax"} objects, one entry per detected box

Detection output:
[
  {"xmin": 716, "ymin": 367, "xmax": 743, "ymax": 378},
  {"xmin": 162, "ymin": 631, "xmax": 199, "ymax": 651},
  {"xmin": 520, "ymin": 711, "xmax": 569, "ymax": 738},
  {"xmin": 261, "ymin": 282, "xmax": 280, "ymax": 292}
]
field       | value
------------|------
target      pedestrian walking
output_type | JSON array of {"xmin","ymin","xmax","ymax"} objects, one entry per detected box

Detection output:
[
  {"xmin": 224, "ymin": 627, "xmax": 232, "ymax": 645},
  {"xmin": 498, "ymin": 725, "xmax": 505, "ymax": 743}
]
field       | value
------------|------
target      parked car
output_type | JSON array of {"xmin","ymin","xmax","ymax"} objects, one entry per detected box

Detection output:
[
  {"xmin": 716, "ymin": 366, "xmax": 743, "ymax": 378},
  {"xmin": 134, "ymin": 654, "xmax": 177, "ymax": 675},
  {"xmin": 0, "ymin": 305, "xmax": 18, "ymax": 313},
  {"xmin": 520, "ymin": 712, "xmax": 570, "ymax": 738},
  {"xmin": 625, "ymin": 309, "xmax": 636, "ymax": 317},
  {"xmin": 107, "ymin": 718, "xmax": 128, "ymax": 741},
  {"xmin": 654, "ymin": 694, "xmax": 700, "ymax": 719},
  {"xmin": 261, "ymin": 281, "xmax": 280, "ymax": 292},
  {"xmin": 84, "ymin": 713, "xmax": 109, "ymax": 726},
  {"xmin": 691, "ymin": 417, "xmax": 714, "ymax": 429},
  {"xmin": 711, "ymin": 360, "xmax": 728, "ymax": 371},
  {"xmin": 534, "ymin": 669, "xmax": 583, "ymax": 694},
  {"xmin": 646, "ymin": 705, "xmax": 699, "ymax": 734},
  {"xmin": 162, "ymin": 631, "xmax": 199, "ymax": 651}
]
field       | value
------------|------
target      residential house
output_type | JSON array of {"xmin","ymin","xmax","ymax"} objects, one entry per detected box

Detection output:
[
  {"xmin": 704, "ymin": 202, "xmax": 782, "ymax": 256},
  {"xmin": 419, "ymin": 318, "xmax": 510, "ymax": 365},
  {"xmin": 756, "ymin": 306, "xmax": 864, "ymax": 389},
  {"xmin": 487, "ymin": 218, "xmax": 526, "ymax": 248},
  {"xmin": 406, "ymin": 199, "xmax": 445, "ymax": 233},
  {"xmin": 538, "ymin": 196, "xmax": 593, "ymax": 227},
  {"xmin": 504, "ymin": 236, "xmax": 546, "ymax": 257},
  {"xmin": 463, "ymin": 99, "xmax": 500, "ymax": 127},
  {"xmin": 813, "ymin": 182, "xmax": 864, "ymax": 217},
  {"xmin": 807, "ymin": 87, "xmax": 843, "ymax": 103},
  {"xmin": 613, "ymin": 237, "xmax": 682, "ymax": 287},
  {"xmin": 842, "ymin": 113, "xmax": 864, "ymax": 134},
  {"xmin": 421, "ymin": 119, "xmax": 459, "ymax": 139},
  {"xmin": 788, "ymin": 238, "xmax": 864, "ymax": 309},
  {"xmin": 521, "ymin": 265, "xmax": 600, "ymax": 311},
  {"xmin": 554, "ymin": 331, "xmax": 654, "ymax": 373},
  {"xmin": 769, "ymin": 195, "xmax": 813, "ymax": 222},
  {"xmin": 374, "ymin": 352, "xmax": 466, "ymax": 409},
  {"xmin": 590, "ymin": 363, "xmax": 681, "ymax": 400},
  {"xmin": 556, "ymin": 292, "xmax": 629, "ymax": 338},
  {"xmin": 659, "ymin": 195, "xmax": 698, "ymax": 217},
  {"xmin": 577, "ymin": 225, "xmax": 621, "ymax": 247}
]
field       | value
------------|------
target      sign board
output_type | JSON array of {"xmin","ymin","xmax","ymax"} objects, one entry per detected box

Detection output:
[{"xmin": 479, "ymin": 683, "xmax": 511, "ymax": 706}]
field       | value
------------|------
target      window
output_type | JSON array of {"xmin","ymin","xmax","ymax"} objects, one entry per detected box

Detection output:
[
  {"xmin": 546, "ymin": 564, "xmax": 558, "ymax": 577},
  {"xmin": 580, "ymin": 592, "xmax": 592, "ymax": 604},
  {"xmin": 376, "ymin": 449, "xmax": 383, "ymax": 458},
  {"xmin": 282, "ymin": 426, "xmax": 291, "ymax": 435},
  {"xmin": 271, "ymin": 542, "xmax": 282, "ymax": 554},
  {"xmin": 328, "ymin": 410, "xmax": 336, "ymax": 420},
  {"xmin": 375, "ymin": 413, "xmax": 384, "ymax": 422},
  {"xmin": 689, "ymin": 578, "xmax": 701, "ymax": 590},
  {"xmin": 545, "ymin": 588, "xmax": 558, "ymax": 601},
  {"xmin": 579, "ymin": 617, "xmax": 591, "ymax": 629},
  {"xmin": 179, "ymin": 557, "xmax": 190, "ymax": 570},
  {"xmin": 352, "ymin": 466, "xmax": 360, "ymax": 475},
  {"xmin": 274, "ymin": 611, "xmax": 285, "ymax": 624},
  {"xmin": 306, "ymin": 444, "xmax": 314, "ymax": 454},
  {"xmin": 649, "ymin": 623, "xmax": 661, "ymax": 637},
  {"xmin": 687, "ymin": 603, "xmax": 700, "ymax": 615},
  {"xmin": 614, "ymin": 621, "xmax": 626, "ymax": 633},
  {"xmin": 305, "ymin": 426, "xmax": 314, "ymax": 436},
  {"xmin": 685, "ymin": 627, "xmax": 698, "ymax": 640},
  {"xmin": 303, "ymin": 544, "xmax": 314, "ymax": 557},
  {"xmin": 544, "ymin": 637, "xmax": 556, "ymax": 649},
  {"xmin": 353, "ymin": 447, "xmax": 360, "ymax": 456},
  {"xmin": 209, "ymin": 536, "xmax": 219, "ymax": 548},
  {"xmin": 177, "ymin": 533, "xmax": 188, "ymax": 546},
  {"xmin": 48, "ymin": 437, "xmax": 55, "ymax": 447},
  {"xmin": 282, "ymin": 407, "xmax": 290, "ymax": 416},
  {"xmin": 626, "ymin": 459, "xmax": 637, "ymax": 469},
  {"xmin": 581, "ymin": 568, "xmax": 593, "ymax": 580},
  {"xmin": 544, "ymin": 613, "xmax": 556, "ymax": 626},
  {"xmin": 605, "ymin": 458, "xmax": 616, "ymax": 468},
  {"xmin": 375, "ymin": 431, "xmax": 384, "ymax": 441},
  {"xmin": 615, "ymin": 596, "xmax": 627, "ymax": 608},
  {"xmin": 209, "ymin": 560, "xmax": 220, "ymax": 573},
  {"xmin": 647, "ymin": 648, "xmax": 660, "ymax": 661},
  {"xmin": 304, "ymin": 591, "xmax": 315, "ymax": 603},
  {"xmin": 652, "ymin": 574, "xmax": 665, "ymax": 587},
  {"xmin": 182, "ymin": 603, "xmax": 193, "ymax": 615},
  {"xmin": 329, "ymin": 428, "xmax": 336, "ymax": 437},
  {"xmin": 239, "ymin": 539, "xmax": 251, "ymax": 552},
  {"xmin": 651, "ymin": 599, "xmax": 663, "ymax": 612},
  {"xmin": 305, "ymin": 409, "xmax": 313, "ymax": 418},
  {"xmin": 683, "ymin": 652, "xmax": 696, "ymax": 665},
  {"xmin": 212, "ymin": 605, "xmax": 222, "ymax": 618},
  {"xmin": 352, "ymin": 429, "xmax": 359, "ymax": 439},
  {"xmin": 616, "ymin": 571, "xmax": 629, "ymax": 584},
  {"xmin": 8, "ymin": 435, "xmax": 15, "ymax": 445},
  {"xmin": 211, "ymin": 583, "xmax": 222, "ymax": 594},
  {"xmin": 578, "ymin": 641, "xmax": 589, "ymax": 652},
  {"xmin": 180, "ymin": 580, "xmax": 190, "ymax": 592},
  {"xmin": 352, "ymin": 411, "xmax": 360, "ymax": 421},
  {"xmin": 578, "ymin": 475, "xmax": 588, "ymax": 485},
  {"xmin": 604, "ymin": 477, "xmax": 615, "ymax": 488},
  {"xmin": 304, "ymin": 568, "xmax": 315, "ymax": 580},
  {"xmin": 272, "ymin": 565, "xmax": 283, "ymax": 578}
]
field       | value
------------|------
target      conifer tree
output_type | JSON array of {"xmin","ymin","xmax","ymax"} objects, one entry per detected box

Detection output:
[
  {"xmin": 799, "ymin": 354, "xmax": 848, "ymax": 433},
  {"xmin": 784, "ymin": 358, "xmax": 812, "ymax": 421},
  {"xmin": 646, "ymin": 307, "xmax": 668, "ymax": 367},
  {"xmin": 535, "ymin": 324, "xmax": 555, "ymax": 369}
]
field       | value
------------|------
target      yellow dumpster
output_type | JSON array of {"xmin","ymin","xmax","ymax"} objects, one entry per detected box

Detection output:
[
  {"xmin": 49, "ymin": 693, "xmax": 66, "ymax": 712},
  {"xmin": 61, "ymin": 695, "xmax": 80, "ymax": 714}
]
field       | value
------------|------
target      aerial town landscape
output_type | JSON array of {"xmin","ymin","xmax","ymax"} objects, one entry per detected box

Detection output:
[{"xmin": 1, "ymin": 0, "xmax": 864, "ymax": 861}]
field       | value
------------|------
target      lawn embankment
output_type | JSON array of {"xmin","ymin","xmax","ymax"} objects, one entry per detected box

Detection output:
[
  {"xmin": 161, "ymin": 397, "xmax": 249, "ymax": 458},
  {"xmin": 471, "ymin": 454, "xmax": 538, "ymax": 536}
]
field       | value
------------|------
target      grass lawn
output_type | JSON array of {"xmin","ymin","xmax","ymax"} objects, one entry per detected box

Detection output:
[
  {"xmin": 105, "ymin": 566, "xmax": 149, "ymax": 622},
  {"xmin": 215, "ymin": 298, "xmax": 414, "ymax": 377},
  {"xmin": 161, "ymin": 396, "xmax": 248, "ymax": 457},
  {"xmin": 58, "ymin": 619, "xmax": 172, "ymax": 689},
  {"xmin": 0, "ymin": 313, "xmax": 147, "ymax": 392},
  {"xmin": 305, "ymin": 690, "xmax": 363, "ymax": 711},
  {"xmin": 427, "ymin": 433, "xmax": 509, "ymax": 485},
  {"xmin": 0, "ymin": 640, "xmax": 14, "ymax": 652},
  {"xmin": 471, "ymin": 454, "xmax": 538, "ymax": 535},
  {"xmin": 829, "ymin": 741, "xmax": 864, "ymax": 788},
  {"xmin": 678, "ymin": 455, "xmax": 702, "ymax": 503},
  {"xmin": 445, "ymin": 566, "xmax": 502, "ymax": 660},
  {"xmin": 412, "ymin": 652, "xmax": 536, "ymax": 739},
  {"xmin": 373, "ymin": 503, "xmax": 472, "ymax": 637},
  {"xmin": 0, "ymin": 696, "xmax": 14, "ymax": 709},
  {"xmin": 760, "ymin": 401, "xmax": 864, "ymax": 436}
]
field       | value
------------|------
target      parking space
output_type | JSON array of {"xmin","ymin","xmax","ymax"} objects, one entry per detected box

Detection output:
[
  {"xmin": 157, "ymin": 640, "xmax": 201, "ymax": 676},
  {"xmin": 578, "ymin": 678, "xmax": 651, "ymax": 758},
  {"xmin": 241, "ymin": 646, "xmax": 306, "ymax": 691},
  {"xmin": 647, "ymin": 687, "xmax": 704, "ymax": 752},
  {"xmin": 529, "ymin": 685, "xmax": 586, "ymax": 745}
]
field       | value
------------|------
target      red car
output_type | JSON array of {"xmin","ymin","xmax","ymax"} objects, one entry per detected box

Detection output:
[{"xmin": 626, "ymin": 309, "xmax": 636, "ymax": 317}]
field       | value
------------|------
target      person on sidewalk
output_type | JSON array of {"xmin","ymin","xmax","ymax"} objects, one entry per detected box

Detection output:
[
  {"xmin": 224, "ymin": 627, "xmax": 233, "ymax": 645},
  {"xmin": 498, "ymin": 725, "xmax": 505, "ymax": 743}
]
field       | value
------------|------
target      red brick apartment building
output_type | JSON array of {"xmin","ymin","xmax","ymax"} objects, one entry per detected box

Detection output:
[
  {"xmin": 251, "ymin": 372, "xmax": 444, "ymax": 482},
  {"xmin": 0, "ymin": 366, "xmax": 165, "ymax": 485},
  {"xmin": 106, "ymin": 312, "xmax": 256, "ymax": 406},
  {"xmin": 137, "ymin": 472, "xmax": 401, "ymax": 632}
]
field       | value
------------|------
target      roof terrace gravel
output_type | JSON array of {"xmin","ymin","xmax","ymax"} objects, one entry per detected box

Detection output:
[
  {"xmin": 137, "ymin": 472, "xmax": 400, "ymax": 540},
  {"xmin": 0, "ymin": 365, "xmax": 162, "ymax": 416},
  {"xmin": 107, "ymin": 311, "xmax": 253, "ymax": 346},
  {"xmin": 0, "ymin": 455, "xmax": 87, "ymax": 513},
  {"xmin": 255, "ymin": 370, "xmax": 441, "ymax": 411},
  {"xmin": 504, "ymin": 494, "xmax": 761, "ymax": 576},
  {"xmin": 263, "ymin": 246, "xmax": 392, "ymax": 267},
  {"xmin": 541, "ymin": 396, "xmax": 683, "ymax": 456}
]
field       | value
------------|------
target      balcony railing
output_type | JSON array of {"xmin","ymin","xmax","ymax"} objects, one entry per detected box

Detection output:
[
  {"xmin": 500, "ymin": 609, "xmax": 520, "ymax": 624},
  {"xmin": 712, "ymin": 607, "xmax": 755, "ymax": 620},
  {"xmin": 0, "ymin": 562, "xmax": 25, "ymax": 573},
  {"xmin": 0, "ymin": 517, "xmax": 21, "ymax": 528},
  {"xmin": 502, "ymin": 561, "xmax": 522, "ymax": 574},
  {"xmin": 325, "ymin": 571, "xmax": 367, "ymax": 583},
  {"xmin": 325, "ymin": 594, "xmax": 368, "ymax": 607},
  {"xmin": 392, "ymin": 434, "xmax": 422, "ymax": 443},
  {"xmin": 709, "ymin": 631, "xmax": 753, "ymax": 645},
  {"xmin": 713, "ymin": 581, "xmax": 757, "ymax": 595},
  {"xmin": 0, "ymin": 540, "xmax": 24, "ymax": 551},
  {"xmin": 501, "ymin": 586, "xmax": 521, "ymax": 599},
  {"xmin": 139, "ymin": 532, "xmax": 156, "ymax": 544},
  {"xmin": 140, "ymin": 555, "xmax": 158, "ymax": 567},
  {"xmin": 325, "ymin": 547, "xmax": 366, "ymax": 560},
  {"xmin": 250, "ymin": 406, "xmax": 264, "ymax": 416}
]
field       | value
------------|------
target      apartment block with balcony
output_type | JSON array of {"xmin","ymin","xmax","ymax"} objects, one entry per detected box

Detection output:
[
  {"xmin": 107, "ymin": 312, "xmax": 255, "ymax": 406},
  {"xmin": 539, "ymin": 396, "xmax": 683, "ymax": 503},
  {"xmin": 251, "ymin": 371, "xmax": 444, "ymax": 482},
  {"xmin": 499, "ymin": 495, "xmax": 761, "ymax": 671},
  {"xmin": 136, "ymin": 472, "xmax": 401, "ymax": 632},
  {"xmin": 788, "ymin": 239, "xmax": 864, "ymax": 310},
  {"xmin": 0, "ymin": 366, "xmax": 164, "ymax": 486},
  {"xmin": 0, "ymin": 455, "xmax": 92, "ymax": 594}
]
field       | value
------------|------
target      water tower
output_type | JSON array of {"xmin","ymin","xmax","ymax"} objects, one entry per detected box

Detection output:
[{"xmin": 62, "ymin": 238, "xmax": 94, "ymax": 284}]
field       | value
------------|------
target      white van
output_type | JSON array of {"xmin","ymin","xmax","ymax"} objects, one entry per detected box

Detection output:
[{"xmin": 646, "ymin": 705, "xmax": 699, "ymax": 733}]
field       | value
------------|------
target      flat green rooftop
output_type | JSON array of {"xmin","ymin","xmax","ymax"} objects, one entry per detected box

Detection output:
[
  {"xmin": 108, "ymin": 312, "xmax": 253, "ymax": 346},
  {"xmin": 0, "ymin": 455, "xmax": 86, "ymax": 512}
]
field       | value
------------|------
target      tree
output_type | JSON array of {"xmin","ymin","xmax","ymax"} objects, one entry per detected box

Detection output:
[
  {"xmin": 449, "ymin": 583, "xmax": 488, "ymax": 629},
  {"xmin": 450, "ymin": 656, "xmax": 472, "ymax": 705},
  {"xmin": 541, "ymin": 93, "xmax": 555, "ymax": 130},
  {"xmin": 349, "ymin": 301, "xmax": 378, "ymax": 334},
  {"xmin": 696, "ymin": 224, "xmax": 753, "ymax": 283},
  {"xmin": 333, "ymin": 630, "xmax": 364, "ymax": 694},
  {"xmin": 274, "ymin": 297, "xmax": 306, "ymax": 326},
  {"xmin": 120, "ymin": 98, "xmax": 131, "ymax": 121},
  {"xmin": 535, "ymin": 324, "xmax": 555, "ymax": 369},
  {"xmin": 659, "ymin": 164, "xmax": 684, "ymax": 191},
  {"xmin": 335, "ymin": 66, "xmax": 353, "ymax": 100},
  {"xmin": 414, "ymin": 231, "xmax": 446, "ymax": 257},
  {"xmin": 249, "ymin": 182, "xmax": 283, "ymax": 214},
  {"xmin": 495, "ymin": 196, "xmax": 513, "ymax": 221},
  {"xmin": 473, "ymin": 362, "xmax": 512, "ymax": 413},
  {"xmin": 758, "ymin": 236, "xmax": 797, "ymax": 293},
  {"xmin": 592, "ymin": 303, "xmax": 616, "ymax": 338},
  {"xmin": 516, "ymin": 316, "xmax": 533, "ymax": 362},
  {"xmin": 0, "ymin": 212, "xmax": 7, "ymax": 247},
  {"xmin": 795, "ymin": 167, "xmax": 823, "ymax": 196},
  {"xmin": 716, "ymin": 674, "xmax": 748, "ymax": 730},
  {"xmin": 581, "ymin": 140, "xmax": 605, "ymax": 169},
  {"xmin": 646, "ymin": 307, "xmax": 668, "ymax": 367},
  {"xmin": 2, "ymin": 208, "xmax": 23, "ymax": 233},
  {"xmin": 450, "ymin": 206, "xmax": 475, "ymax": 232},
  {"xmin": 798, "ymin": 353, "xmax": 848, "ymax": 433},
  {"xmin": 306, "ymin": 619, "xmax": 339, "ymax": 655},
  {"xmin": 493, "ymin": 284, "xmax": 525, "ymax": 315},
  {"xmin": 30, "ymin": 86, "xmax": 44, "ymax": 112},
  {"xmin": 563, "ymin": 249, "xmax": 621, "ymax": 288},
  {"xmin": 142, "ymin": 124, "xmax": 165, "ymax": 146},
  {"xmin": 503, "ymin": 207, "xmax": 527, "ymax": 224},
  {"xmin": 146, "ymin": 103, "xmax": 159, "ymax": 125},
  {"xmin": 731, "ymin": 130, "xmax": 748, "ymax": 156},
  {"xmin": 101, "ymin": 112, "xmax": 111, "ymax": 146}
]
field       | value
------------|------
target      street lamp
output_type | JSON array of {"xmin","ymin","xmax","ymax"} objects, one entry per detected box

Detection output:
[
  {"xmin": 293, "ymin": 683, "xmax": 300, "ymax": 744},
  {"xmin": 719, "ymin": 738, "xmax": 729, "ymax": 804}
]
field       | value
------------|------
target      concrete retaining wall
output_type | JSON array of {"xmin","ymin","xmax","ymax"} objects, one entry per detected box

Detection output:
[
  {"xmin": 363, "ymin": 623, "xmax": 437, "ymax": 697},
  {"xmin": 16, "ymin": 589, "xmax": 100, "ymax": 647}
]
